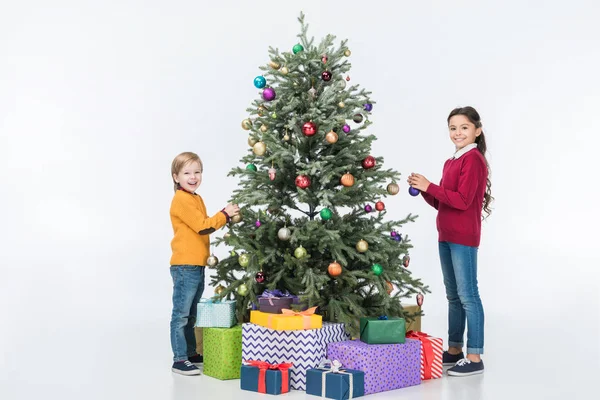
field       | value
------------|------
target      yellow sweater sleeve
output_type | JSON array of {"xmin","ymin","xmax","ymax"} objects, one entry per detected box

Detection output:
[{"xmin": 171, "ymin": 191, "xmax": 227, "ymax": 234}]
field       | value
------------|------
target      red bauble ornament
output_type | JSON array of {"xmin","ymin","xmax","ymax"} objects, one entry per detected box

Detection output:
[
  {"xmin": 362, "ymin": 155, "xmax": 376, "ymax": 169},
  {"xmin": 375, "ymin": 201, "xmax": 385, "ymax": 211},
  {"xmin": 321, "ymin": 71, "xmax": 332, "ymax": 81},
  {"xmin": 302, "ymin": 121, "xmax": 317, "ymax": 136},
  {"xmin": 255, "ymin": 271, "xmax": 266, "ymax": 283},
  {"xmin": 295, "ymin": 174, "xmax": 311, "ymax": 189}
]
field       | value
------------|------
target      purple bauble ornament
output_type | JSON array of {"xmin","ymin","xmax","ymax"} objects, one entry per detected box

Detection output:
[
  {"xmin": 364, "ymin": 204, "xmax": 373, "ymax": 213},
  {"xmin": 262, "ymin": 87, "xmax": 276, "ymax": 101},
  {"xmin": 342, "ymin": 124, "xmax": 351, "ymax": 133},
  {"xmin": 364, "ymin": 103, "xmax": 373, "ymax": 112},
  {"xmin": 255, "ymin": 220, "xmax": 262, "ymax": 227},
  {"xmin": 409, "ymin": 186, "xmax": 420, "ymax": 196},
  {"xmin": 394, "ymin": 235, "xmax": 401, "ymax": 242}
]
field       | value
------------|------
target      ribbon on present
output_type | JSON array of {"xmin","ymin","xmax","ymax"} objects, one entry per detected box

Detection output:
[
  {"xmin": 317, "ymin": 359, "xmax": 354, "ymax": 399},
  {"xmin": 245, "ymin": 360, "xmax": 293, "ymax": 394},
  {"xmin": 406, "ymin": 330, "xmax": 436, "ymax": 380},
  {"xmin": 278, "ymin": 306, "xmax": 318, "ymax": 329}
]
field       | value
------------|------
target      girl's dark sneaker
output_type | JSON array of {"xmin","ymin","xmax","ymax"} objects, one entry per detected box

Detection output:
[
  {"xmin": 443, "ymin": 350, "xmax": 465, "ymax": 366},
  {"xmin": 188, "ymin": 354, "xmax": 203, "ymax": 364},
  {"xmin": 447, "ymin": 358, "xmax": 484, "ymax": 376},
  {"xmin": 172, "ymin": 360, "xmax": 201, "ymax": 376}
]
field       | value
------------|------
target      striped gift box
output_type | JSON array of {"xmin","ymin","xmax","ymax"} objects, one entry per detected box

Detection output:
[{"xmin": 406, "ymin": 331, "xmax": 443, "ymax": 380}]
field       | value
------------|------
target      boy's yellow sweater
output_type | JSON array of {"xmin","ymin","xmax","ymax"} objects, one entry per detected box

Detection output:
[{"xmin": 170, "ymin": 189, "xmax": 227, "ymax": 266}]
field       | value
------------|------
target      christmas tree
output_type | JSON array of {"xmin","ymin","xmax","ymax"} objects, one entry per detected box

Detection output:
[{"xmin": 210, "ymin": 13, "xmax": 429, "ymax": 336}]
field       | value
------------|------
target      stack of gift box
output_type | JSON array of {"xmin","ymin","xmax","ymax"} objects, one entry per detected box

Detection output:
[{"xmin": 195, "ymin": 291, "xmax": 444, "ymax": 399}]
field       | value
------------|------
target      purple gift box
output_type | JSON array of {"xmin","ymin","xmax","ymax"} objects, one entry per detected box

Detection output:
[
  {"xmin": 327, "ymin": 339, "xmax": 421, "ymax": 395},
  {"xmin": 258, "ymin": 297, "xmax": 294, "ymax": 314}
]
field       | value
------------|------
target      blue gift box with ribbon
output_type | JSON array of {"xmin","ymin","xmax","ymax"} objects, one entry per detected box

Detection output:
[
  {"xmin": 306, "ymin": 360, "xmax": 364, "ymax": 400},
  {"xmin": 195, "ymin": 298, "xmax": 237, "ymax": 328}
]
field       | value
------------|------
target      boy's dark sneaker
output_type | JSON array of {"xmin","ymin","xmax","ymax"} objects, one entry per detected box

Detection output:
[
  {"xmin": 188, "ymin": 354, "xmax": 203, "ymax": 364},
  {"xmin": 443, "ymin": 351, "xmax": 465, "ymax": 366},
  {"xmin": 447, "ymin": 358, "xmax": 484, "ymax": 376},
  {"xmin": 171, "ymin": 360, "xmax": 201, "ymax": 376}
]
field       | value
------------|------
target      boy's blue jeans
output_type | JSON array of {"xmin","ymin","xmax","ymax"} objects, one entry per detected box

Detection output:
[
  {"xmin": 438, "ymin": 241, "xmax": 485, "ymax": 355},
  {"xmin": 170, "ymin": 265, "xmax": 205, "ymax": 362}
]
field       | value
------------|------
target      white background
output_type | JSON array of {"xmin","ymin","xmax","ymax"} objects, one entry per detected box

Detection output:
[{"xmin": 1, "ymin": 1, "xmax": 598, "ymax": 399}]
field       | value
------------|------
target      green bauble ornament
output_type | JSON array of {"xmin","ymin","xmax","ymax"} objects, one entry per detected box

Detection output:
[
  {"xmin": 271, "ymin": 112, "xmax": 277, "ymax": 119},
  {"xmin": 320, "ymin": 208, "xmax": 333, "ymax": 221},
  {"xmin": 237, "ymin": 283, "xmax": 248, "ymax": 296},
  {"xmin": 372, "ymin": 263, "xmax": 383, "ymax": 275},
  {"xmin": 294, "ymin": 246, "xmax": 307, "ymax": 259},
  {"xmin": 238, "ymin": 253, "xmax": 250, "ymax": 268},
  {"xmin": 246, "ymin": 164, "xmax": 257, "ymax": 172},
  {"xmin": 292, "ymin": 43, "xmax": 304, "ymax": 54}
]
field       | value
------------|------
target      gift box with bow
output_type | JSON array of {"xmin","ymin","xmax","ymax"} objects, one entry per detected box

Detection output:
[
  {"xmin": 306, "ymin": 359, "xmax": 364, "ymax": 400},
  {"xmin": 241, "ymin": 360, "xmax": 293, "ymax": 395},
  {"xmin": 250, "ymin": 307, "xmax": 322, "ymax": 330},
  {"xmin": 327, "ymin": 339, "xmax": 420, "ymax": 394},
  {"xmin": 406, "ymin": 331, "xmax": 443, "ymax": 380},
  {"xmin": 257, "ymin": 289, "xmax": 297, "ymax": 314},
  {"xmin": 195, "ymin": 298, "xmax": 237, "ymax": 328},
  {"xmin": 359, "ymin": 316, "xmax": 405, "ymax": 344}
]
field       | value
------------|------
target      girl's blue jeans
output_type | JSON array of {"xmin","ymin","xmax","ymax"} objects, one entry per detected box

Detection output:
[
  {"xmin": 170, "ymin": 265, "xmax": 205, "ymax": 362},
  {"xmin": 438, "ymin": 241, "xmax": 485, "ymax": 355}
]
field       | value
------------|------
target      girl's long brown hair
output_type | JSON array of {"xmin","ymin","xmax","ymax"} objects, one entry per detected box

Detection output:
[{"xmin": 448, "ymin": 106, "xmax": 494, "ymax": 219}]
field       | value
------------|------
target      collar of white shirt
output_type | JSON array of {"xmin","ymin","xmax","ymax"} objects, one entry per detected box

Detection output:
[{"xmin": 452, "ymin": 143, "xmax": 478, "ymax": 159}]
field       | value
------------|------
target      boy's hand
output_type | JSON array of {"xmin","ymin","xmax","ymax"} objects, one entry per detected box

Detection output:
[
  {"xmin": 407, "ymin": 173, "xmax": 431, "ymax": 192},
  {"xmin": 224, "ymin": 203, "xmax": 240, "ymax": 217}
]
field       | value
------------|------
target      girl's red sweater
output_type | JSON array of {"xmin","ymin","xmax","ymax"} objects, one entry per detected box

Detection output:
[{"xmin": 422, "ymin": 148, "xmax": 488, "ymax": 247}]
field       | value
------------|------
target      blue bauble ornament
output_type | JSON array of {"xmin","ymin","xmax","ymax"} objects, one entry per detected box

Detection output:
[
  {"xmin": 254, "ymin": 76, "xmax": 266, "ymax": 89},
  {"xmin": 409, "ymin": 186, "xmax": 420, "ymax": 196}
]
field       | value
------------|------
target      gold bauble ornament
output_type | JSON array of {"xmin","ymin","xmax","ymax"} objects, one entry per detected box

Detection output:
[
  {"xmin": 280, "ymin": 66, "xmax": 289, "ymax": 75},
  {"xmin": 231, "ymin": 214, "xmax": 243, "ymax": 224},
  {"xmin": 206, "ymin": 254, "xmax": 219, "ymax": 268},
  {"xmin": 214, "ymin": 284, "xmax": 225, "ymax": 295},
  {"xmin": 325, "ymin": 131, "xmax": 338, "ymax": 144},
  {"xmin": 356, "ymin": 239, "xmax": 369, "ymax": 253},
  {"xmin": 269, "ymin": 61, "xmax": 281, "ymax": 70},
  {"xmin": 260, "ymin": 124, "xmax": 268, "ymax": 133},
  {"xmin": 258, "ymin": 106, "xmax": 267, "ymax": 116},
  {"xmin": 248, "ymin": 136, "xmax": 258, "ymax": 147},
  {"xmin": 283, "ymin": 133, "xmax": 290, "ymax": 141},
  {"xmin": 344, "ymin": 49, "xmax": 351, "ymax": 57},
  {"xmin": 253, "ymin": 141, "xmax": 267, "ymax": 156},
  {"xmin": 338, "ymin": 102, "xmax": 345, "ymax": 108},
  {"xmin": 241, "ymin": 118, "xmax": 252, "ymax": 130},
  {"xmin": 387, "ymin": 182, "xmax": 400, "ymax": 195}
]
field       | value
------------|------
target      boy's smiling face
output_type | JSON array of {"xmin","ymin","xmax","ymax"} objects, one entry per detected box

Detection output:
[{"xmin": 173, "ymin": 160, "xmax": 202, "ymax": 193}]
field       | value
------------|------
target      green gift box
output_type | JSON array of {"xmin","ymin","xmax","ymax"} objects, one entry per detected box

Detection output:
[
  {"xmin": 203, "ymin": 325, "xmax": 242, "ymax": 380},
  {"xmin": 359, "ymin": 317, "xmax": 406, "ymax": 344}
]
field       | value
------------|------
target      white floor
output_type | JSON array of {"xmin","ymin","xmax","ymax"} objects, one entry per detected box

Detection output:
[{"xmin": 2, "ymin": 306, "xmax": 598, "ymax": 400}]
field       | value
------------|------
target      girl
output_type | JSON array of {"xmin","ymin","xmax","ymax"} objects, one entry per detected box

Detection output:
[
  {"xmin": 408, "ymin": 106, "xmax": 493, "ymax": 377},
  {"xmin": 169, "ymin": 151, "xmax": 239, "ymax": 375}
]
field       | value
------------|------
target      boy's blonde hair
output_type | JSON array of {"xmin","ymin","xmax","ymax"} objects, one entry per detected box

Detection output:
[{"xmin": 171, "ymin": 152, "xmax": 203, "ymax": 192}]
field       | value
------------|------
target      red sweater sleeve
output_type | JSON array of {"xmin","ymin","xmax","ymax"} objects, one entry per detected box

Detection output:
[
  {"xmin": 421, "ymin": 187, "xmax": 439, "ymax": 210},
  {"xmin": 426, "ymin": 156, "xmax": 485, "ymax": 210}
]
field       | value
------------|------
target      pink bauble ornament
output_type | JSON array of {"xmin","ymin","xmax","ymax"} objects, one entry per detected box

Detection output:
[{"xmin": 262, "ymin": 87, "xmax": 276, "ymax": 101}]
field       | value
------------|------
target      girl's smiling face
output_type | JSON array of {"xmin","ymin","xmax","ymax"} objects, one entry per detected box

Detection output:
[{"xmin": 448, "ymin": 114, "xmax": 481, "ymax": 149}]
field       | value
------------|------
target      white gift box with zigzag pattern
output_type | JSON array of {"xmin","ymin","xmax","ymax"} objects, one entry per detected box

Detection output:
[{"xmin": 242, "ymin": 322, "xmax": 349, "ymax": 390}]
